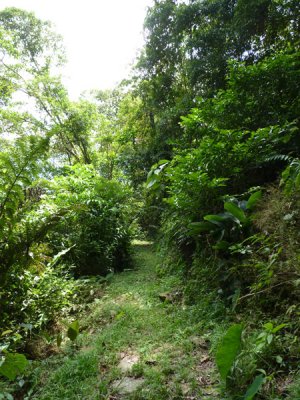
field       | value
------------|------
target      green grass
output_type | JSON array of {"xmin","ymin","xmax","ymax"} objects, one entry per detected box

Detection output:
[
  {"xmin": 1, "ymin": 242, "xmax": 298, "ymax": 399},
  {"xmin": 22, "ymin": 242, "xmax": 222, "ymax": 399}
]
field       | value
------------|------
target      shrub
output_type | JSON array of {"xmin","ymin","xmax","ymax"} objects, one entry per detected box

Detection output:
[
  {"xmin": 0, "ymin": 258, "xmax": 76, "ymax": 333},
  {"xmin": 41, "ymin": 164, "xmax": 133, "ymax": 276}
]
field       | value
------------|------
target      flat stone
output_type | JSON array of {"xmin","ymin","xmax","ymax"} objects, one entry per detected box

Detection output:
[
  {"xmin": 202, "ymin": 386, "xmax": 220, "ymax": 396},
  {"xmin": 112, "ymin": 377, "xmax": 145, "ymax": 394},
  {"xmin": 181, "ymin": 382, "xmax": 191, "ymax": 395},
  {"xmin": 118, "ymin": 353, "xmax": 139, "ymax": 372},
  {"xmin": 190, "ymin": 336, "xmax": 209, "ymax": 349}
]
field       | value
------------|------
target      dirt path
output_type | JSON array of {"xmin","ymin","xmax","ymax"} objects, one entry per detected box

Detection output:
[{"xmin": 31, "ymin": 241, "xmax": 220, "ymax": 399}]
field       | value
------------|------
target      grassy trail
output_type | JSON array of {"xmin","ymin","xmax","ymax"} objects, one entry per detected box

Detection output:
[{"xmin": 31, "ymin": 242, "xmax": 220, "ymax": 399}]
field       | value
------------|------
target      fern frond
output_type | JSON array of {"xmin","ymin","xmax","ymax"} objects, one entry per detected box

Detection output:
[
  {"xmin": 263, "ymin": 154, "xmax": 292, "ymax": 164},
  {"xmin": 281, "ymin": 158, "xmax": 300, "ymax": 194}
]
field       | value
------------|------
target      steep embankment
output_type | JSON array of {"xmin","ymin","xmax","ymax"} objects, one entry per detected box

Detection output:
[{"xmin": 29, "ymin": 242, "xmax": 222, "ymax": 399}]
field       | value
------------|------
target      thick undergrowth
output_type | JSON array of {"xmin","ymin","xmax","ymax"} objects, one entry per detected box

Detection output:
[
  {"xmin": 1, "ymin": 242, "xmax": 299, "ymax": 399},
  {"xmin": 1, "ymin": 2, "xmax": 300, "ymax": 399},
  {"xmin": 0, "ymin": 242, "xmax": 224, "ymax": 399}
]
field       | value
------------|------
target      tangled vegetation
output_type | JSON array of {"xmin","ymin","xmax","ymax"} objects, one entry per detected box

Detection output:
[{"xmin": 0, "ymin": 1, "xmax": 300, "ymax": 399}]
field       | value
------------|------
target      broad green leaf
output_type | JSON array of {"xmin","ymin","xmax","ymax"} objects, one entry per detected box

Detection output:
[
  {"xmin": 212, "ymin": 240, "xmax": 230, "ymax": 250},
  {"xmin": 204, "ymin": 214, "xmax": 227, "ymax": 226},
  {"xmin": 146, "ymin": 177, "xmax": 159, "ymax": 189},
  {"xmin": 67, "ymin": 320, "xmax": 79, "ymax": 341},
  {"xmin": 204, "ymin": 214, "xmax": 227, "ymax": 222},
  {"xmin": 224, "ymin": 202, "xmax": 247, "ymax": 223},
  {"xmin": 0, "ymin": 353, "xmax": 29, "ymax": 381},
  {"xmin": 263, "ymin": 322, "xmax": 273, "ymax": 331},
  {"xmin": 243, "ymin": 374, "xmax": 264, "ymax": 400},
  {"xmin": 246, "ymin": 191, "xmax": 262, "ymax": 210},
  {"xmin": 49, "ymin": 245, "xmax": 76, "ymax": 268},
  {"xmin": 146, "ymin": 169, "xmax": 154, "ymax": 180},
  {"xmin": 1, "ymin": 330, "xmax": 13, "ymax": 336},
  {"xmin": 216, "ymin": 324, "xmax": 243, "ymax": 381},
  {"xmin": 272, "ymin": 323, "xmax": 287, "ymax": 333},
  {"xmin": 276, "ymin": 355, "xmax": 283, "ymax": 364},
  {"xmin": 156, "ymin": 159, "xmax": 169, "ymax": 166},
  {"xmin": 267, "ymin": 334, "xmax": 273, "ymax": 344},
  {"xmin": 188, "ymin": 221, "xmax": 215, "ymax": 234}
]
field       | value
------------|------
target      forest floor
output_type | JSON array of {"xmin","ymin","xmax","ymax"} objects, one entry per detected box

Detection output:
[{"xmin": 26, "ymin": 241, "xmax": 224, "ymax": 399}]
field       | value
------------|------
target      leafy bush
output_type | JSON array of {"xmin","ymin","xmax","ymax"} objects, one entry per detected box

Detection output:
[
  {"xmin": 1, "ymin": 262, "xmax": 75, "ymax": 333},
  {"xmin": 148, "ymin": 48, "xmax": 300, "ymax": 309},
  {"xmin": 144, "ymin": 37, "xmax": 300, "ymax": 399},
  {"xmin": 197, "ymin": 51, "xmax": 300, "ymax": 132},
  {"xmin": 216, "ymin": 322, "xmax": 290, "ymax": 398},
  {"xmin": 282, "ymin": 158, "xmax": 300, "ymax": 194},
  {"xmin": 41, "ymin": 164, "xmax": 133, "ymax": 276},
  {"xmin": 0, "ymin": 160, "xmax": 133, "ymax": 371},
  {"xmin": 0, "ymin": 136, "xmax": 49, "ymax": 278}
]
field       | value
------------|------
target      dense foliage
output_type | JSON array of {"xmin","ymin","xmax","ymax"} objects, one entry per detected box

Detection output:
[
  {"xmin": 135, "ymin": 0, "xmax": 300, "ymax": 397},
  {"xmin": 0, "ymin": 7, "xmax": 134, "ymax": 378},
  {"xmin": 1, "ymin": 1, "xmax": 300, "ymax": 398}
]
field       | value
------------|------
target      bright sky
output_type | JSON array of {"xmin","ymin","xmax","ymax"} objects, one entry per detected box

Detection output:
[{"xmin": 0, "ymin": 0, "xmax": 153, "ymax": 99}]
